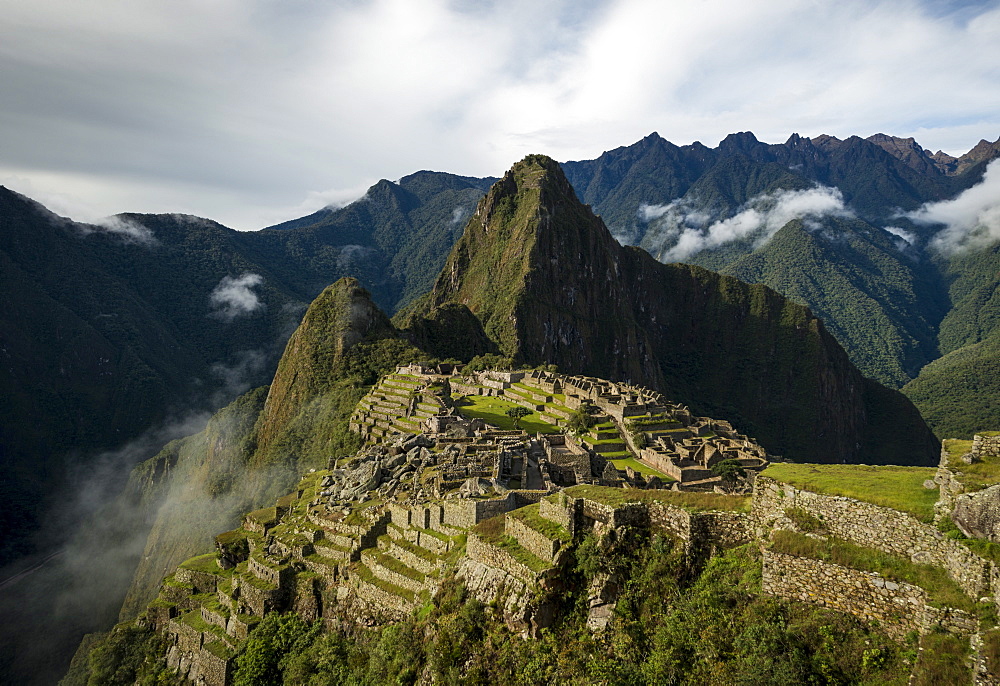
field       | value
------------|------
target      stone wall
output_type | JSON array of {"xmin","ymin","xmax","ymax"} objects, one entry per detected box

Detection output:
[
  {"xmin": 762, "ymin": 549, "xmax": 925, "ymax": 640},
  {"xmin": 762, "ymin": 549, "xmax": 979, "ymax": 641},
  {"xmin": 539, "ymin": 495, "xmax": 575, "ymax": 534},
  {"xmin": 467, "ymin": 534, "xmax": 539, "ymax": 583},
  {"xmin": 975, "ymin": 435, "xmax": 1000, "ymax": 459},
  {"xmin": 175, "ymin": 568, "xmax": 219, "ymax": 595},
  {"xmin": 754, "ymin": 476, "xmax": 993, "ymax": 601},
  {"xmin": 645, "ymin": 502, "xmax": 692, "ymax": 540},
  {"xmin": 350, "ymin": 577, "xmax": 412, "ymax": 618},
  {"xmin": 505, "ymin": 514, "xmax": 561, "ymax": 562},
  {"xmin": 457, "ymin": 557, "xmax": 533, "ymax": 619},
  {"xmin": 693, "ymin": 511, "xmax": 752, "ymax": 549},
  {"xmin": 439, "ymin": 491, "xmax": 545, "ymax": 530}
]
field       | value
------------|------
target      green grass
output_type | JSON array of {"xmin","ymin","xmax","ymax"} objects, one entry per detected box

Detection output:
[
  {"xmin": 762, "ymin": 463, "xmax": 938, "ymax": 522},
  {"xmin": 179, "ymin": 610, "xmax": 214, "ymax": 633},
  {"xmin": 456, "ymin": 394, "xmax": 560, "ymax": 433},
  {"xmin": 179, "ymin": 552, "xmax": 223, "ymax": 574},
  {"xmin": 771, "ymin": 531, "xmax": 979, "ymax": 615},
  {"xmin": 564, "ymin": 484, "xmax": 750, "ymax": 512},
  {"xmin": 471, "ymin": 514, "xmax": 550, "ymax": 572},
  {"xmin": 784, "ymin": 507, "xmax": 826, "ymax": 533},
  {"xmin": 507, "ymin": 504, "xmax": 572, "ymax": 542},
  {"xmin": 203, "ymin": 640, "xmax": 234, "ymax": 660},
  {"xmin": 943, "ymin": 438, "xmax": 1000, "ymax": 491},
  {"xmin": 245, "ymin": 506, "xmax": 279, "ymax": 528},
  {"xmin": 343, "ymin": 498, "xmax": 384, "ymax": 526},
  {"xmin": 239, "ymin": 571, "xmax": 279, "ymax": 591},
  {"xmin": 367, "ymin": 550, "xmax": 425, "ymax": 582},
  {"xmin": 910, "ymin": 630, "xmax": 971, "ymax": 685},
  {"xmin": 610, "ymin": 456, "xmax": 673, "ymax": 480},
  {"xmin": 937, "ymin": 518, "xmax": 1000, "ymax": 564},
  {"xmin": 353, "ymin": 563, "xmax": 415, "ymax": 601}
]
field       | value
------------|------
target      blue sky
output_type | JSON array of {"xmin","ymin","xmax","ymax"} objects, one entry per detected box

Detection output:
[{"xmin": 1, "ymin": 0, "xmax": 999, "ymax": 229}]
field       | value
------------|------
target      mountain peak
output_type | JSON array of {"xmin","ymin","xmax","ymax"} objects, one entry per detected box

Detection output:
[
  {"xmin": 254, "ymin": 277, "xmax": 395, "ymax": 459},
  {"xmin": 719, "ymin": 131, "xmax": 762, "ymax": 153}
]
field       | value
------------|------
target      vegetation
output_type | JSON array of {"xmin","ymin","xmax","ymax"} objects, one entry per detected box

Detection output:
[
  {"xmin": 771, "ymin": 531, "xmax": 979, "ymax": 614},
  {"xmin": 711, "ymin": 458, "xmax": 746, "ymax": 483},
  {"xmin": 84, "ymin": 624, "xmax": 178, "ymax": 686},
  {"xmin": 937, "ymin": 518, "xmax": 1000, "ymax": 564},
  {"xmin": 217, "ymin": 539, "xmax": 911, "ymax": 685},
  {"xmin": 941, "ymin": 437, "xmax": 1000, "ymax": 491},
  {"xmin": 762, "ymin": 463, "xmax": 939, "ymax": 522},
  {"xmin": 909, "ymin": 630, "xmax": 971, "ymax": 685},
  {"xmin": 566, "ymin": 405, "xmax": 598, "ymax": 435},
  {"xmin": 903, "ymin": 330, "xmax": 1000, "ymax": 439},
  {"xmin": 608, "ymin": 456, "xmax": 672, "ymax": 480},
  {"xmin": 455, "ymin": 395, "xmax": 559, "ymax": 434},
  {"xmin": 505, "ymin": 406, "xmax": 532, "ymax": 429},
  {"xmin": 784, "ymin": 507, "xmax": 826, "ymax": 534}
]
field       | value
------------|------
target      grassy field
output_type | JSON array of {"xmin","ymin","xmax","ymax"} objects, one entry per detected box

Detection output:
[
  {"xmin": 609, "ymin": 456, "xmax": 672, "ymax": 480},
  {"xmin": 455, "ymin": 394, "xmax": 560, "ymax": 433},
  {"xmin": 943, "ymin": 438, "xmax": 1000, "ymax": 491},
  {"xmin": 762, "ymin": 463, "xmax": 938, "ymax": 522}
]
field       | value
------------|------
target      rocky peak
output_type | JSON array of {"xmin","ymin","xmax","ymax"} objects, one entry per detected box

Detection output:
[
  {"xmin": 954, "ymin": 136, "xmax": 1000, "ymax": 175},
  {"xmin": 865, "ymin": 133, "xmax": 947, "ymax": 175}
]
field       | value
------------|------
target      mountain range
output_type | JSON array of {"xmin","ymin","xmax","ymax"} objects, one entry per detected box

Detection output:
[{"xmin": 3, "ymin": 129, "xmax": 1000, "ymax": 683}]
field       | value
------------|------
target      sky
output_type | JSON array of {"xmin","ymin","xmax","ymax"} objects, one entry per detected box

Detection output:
[{"xmin": 1, "ymin": 0, "xmax": 999, "ymax": 230}]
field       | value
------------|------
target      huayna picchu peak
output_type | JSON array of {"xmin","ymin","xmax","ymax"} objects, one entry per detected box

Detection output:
[{"xmin": 411, "ymin": 154, "xmax": 938, "ymax": 466}]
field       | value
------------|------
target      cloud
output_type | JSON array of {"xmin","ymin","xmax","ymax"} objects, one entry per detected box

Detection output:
[
  {"xmin": 0, "ymin": 1, "xmax": 997, "ymax": 230},
  {"xmin": 655, "ymin": 186, "xmax": 853, "ymax": 262},
  {"xmin": 88, "ymin": 216, "xmax": 158, "ymax": 245},
  {"xmin": 209, "ymin": 273, "xmax": 265, "ymax": 321},
  {"xmin": 210, "ymin": 349, "xmax": 267, "ymax": 402},
  {"xmin": 908, "ymin": 159, "xmax": 1000, "ymax": 254},
  {"xmin": 450, "ymin": 206, "xmax": 469, "ymax": 226},
  {"xmin": 883, "ymin": 225, "xmax": 916, "ymax": 245}
]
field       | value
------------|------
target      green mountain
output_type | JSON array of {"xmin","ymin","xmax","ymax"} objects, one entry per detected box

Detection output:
[
  {"xmin": 47, "ymin": 155, "xmax": 954, "ymax": 686},
  {"xmin": 114, "ymin": 154, "xmax": 936, "ymax": 640},
  {"xmin": 0, "ymin": 172, "xmax": 489, "ymax": 564},
  {"xmin": 901, "ymin": 242, "xmax": 1000, "ymax": 436},
  {"xmin": 406, "ymin": 154, "xmax": 938, "ymax": 466},
  {"xmin": 563, "ymin": 131, "xmax": 1000, "ymax": 438},
  {"xmin": 118, "ymin": 278, "xmax": 426, "ymax": 621}
]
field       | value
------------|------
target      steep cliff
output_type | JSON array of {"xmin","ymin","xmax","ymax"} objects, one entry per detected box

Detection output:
[{"xmin": 419, "ymin": 155, "xmax": 938, "ymax": 465}]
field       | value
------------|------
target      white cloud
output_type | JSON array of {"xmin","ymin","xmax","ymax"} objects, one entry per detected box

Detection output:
[
  {"xmin": 89, "ymin": 216, "xmax": 157, "ymax": 245},
  {"xmin": 209, "ymin": 273, "xmax": 265, "ymax": 321},
  {"xmin": 909, "ymin": 159, "xmax": 1000, "ymax": 254},
  {"xmin": 883, "ymin": 225, "xmax": 916, "ymax": 245},
  {"xmin": 660, "ymin": 186, "xmax": 854, "ymax": 262},
  {"xmin": 1, "ymin": 1, "xmax": 999, "ymax": 228}
]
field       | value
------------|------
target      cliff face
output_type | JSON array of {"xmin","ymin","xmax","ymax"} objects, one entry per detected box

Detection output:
[{"xmin": 422, "ymin": 155, "xmax": 938, "ymax": 465}]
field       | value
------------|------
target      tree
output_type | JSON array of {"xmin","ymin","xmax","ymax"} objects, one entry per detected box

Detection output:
[
  {"xmin": 567, "ymin": 405, "xmax": 597, "ymax": 435},
  {"xmin": 505, "ymin": 406, "xmax": 532, "ymax": 429},
  {"xmin": 711, "ymin": 459, "xmax": 746, "ymax": 483}
]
